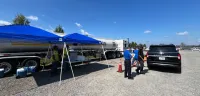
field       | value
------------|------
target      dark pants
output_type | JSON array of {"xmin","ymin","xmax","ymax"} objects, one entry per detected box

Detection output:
[
  {"xmin": 63, "ymin": 57, "xmax": 69, "ymax": 71},
  {"xmin": 124, "ymin": 59, "xmax": 131, "ymax": 78},
  {"xmin": 136, "ymin": 60, "xmax": 144, "ymax": 73},
  {"xmin": 51, "ymin": 61, "xmax": 59, "ymax": 76}
]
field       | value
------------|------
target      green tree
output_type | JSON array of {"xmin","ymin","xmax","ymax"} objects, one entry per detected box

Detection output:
[
  {"xmin": 13, "ymin": 14, "xmax": 30, "ymax": 25},
  {"xmin": 133, "ymin": 42, "xmax": 137, "ymax": 48},
  {"xmin": 143, "ymin": 44, "xmax": 146, "ymax": 48},
  {"xmin": 129, "ymin": 42, "xmax": 137, "ymax": 48},
  {"xmin": 129, "ymin": 43, "xmax": 132, "ymax": 48},
  {"xmin": 138, "ymin": 43, "xmax": 143, "ymax": 47},
  {"xmin": 54, "ymin": 25, "xmax": 64, "ymax": 33}
]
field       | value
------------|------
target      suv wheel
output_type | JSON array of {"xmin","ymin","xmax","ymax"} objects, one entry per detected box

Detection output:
[
  {"xmin": 147, "ymin": 63, "xmax": 153, "ymax": 69},
  {"xmin": 177, "ymin": 66, "xmax": 181, "ymax": 73}
]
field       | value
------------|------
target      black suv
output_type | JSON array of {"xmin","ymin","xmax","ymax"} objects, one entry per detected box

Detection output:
[{"xmin": 147, "ymin": 44, "xmax": 181, "ymax": 72}]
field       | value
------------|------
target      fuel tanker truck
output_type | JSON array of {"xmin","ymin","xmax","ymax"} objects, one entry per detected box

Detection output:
[
  {"xmin": 0, "ymin": 35, "xmax": 128, "ymax": 75},
  {"xmin": 70, "ymin": 38, "xmax": 128, "ymax": 59},
  {"xmin": 0, "ymin": 39, "xmax": 63, "ymax": 75}
]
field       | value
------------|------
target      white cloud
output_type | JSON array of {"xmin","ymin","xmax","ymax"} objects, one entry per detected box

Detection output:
[
  {"xmin": 176, "ymin": 31, "xmax": 188, "ymax": 36},
  {"xmin": 75, "ymin": 22, "xmax": 82, "ymax": 28},
  {"xmin": 75, "ymin": 23, "xmax": 91, "ymax": 36},
  {"xmin": 144, "ymin": 30, "xmax": 151, "ymax": 34},
  {"xmin": 26, "ymin": 15, "xmax": 38, "ymax": 21},
  {"xmin": 0, "ymin": 20, "xmax": 11, "ymax": 25},
  {"xmin": 80, "ymin": 29, "xmax": 91, "ymax": 36}
]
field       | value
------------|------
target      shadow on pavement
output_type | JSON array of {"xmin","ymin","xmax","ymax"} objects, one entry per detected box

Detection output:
[
  {"xmin": 3, "ymin": 73, "xmax": 14, "ymax": 77},
  {"xmin": 149, "ymin": 66, "xmax": 181, "ymax": 74},
  {"xmin": 33, "ymin": 63, "xmax": 114, "ymax": 86},
  {"xmin": 140, "ymin": 69, "xmax": 149, "ymax": 74},
  {"xmin": 131, "ymin": 72, "xmax": 137, "ymax": 79},
  {"xmin": 131, "ymin": 69, "xmax": 149, "ymax": 79}
]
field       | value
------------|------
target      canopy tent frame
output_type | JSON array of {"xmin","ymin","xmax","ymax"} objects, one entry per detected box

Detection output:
[
  {"xmin": 80, "ymin": 45, "xmax": 84, "ymax": 64},
  {"xmin": 59, "ymin": 42, "xmax": 75, "ymax": 86},
  {"xmin": 58, "ymin": 33, "xmax": 111, "ymax": 85},
  {"xmin": 59, "ymin": 43, "xmax": 109, "ymax": 85}
]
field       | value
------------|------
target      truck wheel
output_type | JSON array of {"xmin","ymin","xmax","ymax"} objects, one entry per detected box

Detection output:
[
  {"xmin": 112, "ymin": 53, "xmax": 116, "ymax": 59},
  {"xmin": 116, "ymin": 52, "xmax": 121, "ymax": 58},
  {"xmin": 24, "ymin": 59, "xmax": 40, "ymax": 71},
  {"xmin": 0, "ymin": 61, "xmax": 16, "ymax": 75}
]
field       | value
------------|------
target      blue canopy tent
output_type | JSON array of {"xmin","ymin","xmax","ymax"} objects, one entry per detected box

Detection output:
[
  {"xmin": 0, "ymin": 25, "xmax": 63, "ymax": 74},
  {"xmin": 63, "ymin": 33, "xmax": 101, "ymax": 44},
  {"xmin": 59, "ymin": 33, "xmax": 109, "ymax": 85},
  {"xmin": 0, "ymin": 25, "xmax": 62, "ymax": 42}
]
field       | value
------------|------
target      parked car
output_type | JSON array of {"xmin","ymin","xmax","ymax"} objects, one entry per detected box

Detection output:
[
  {"xmin": 191, "ymin": 48, "xmax": 200, "ymax": 51},
  {"xmin": 146, "ymin": 44, "xmax": 181, "ymax": 72}
]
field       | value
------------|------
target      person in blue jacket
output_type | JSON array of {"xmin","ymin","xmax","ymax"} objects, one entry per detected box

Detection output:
[
  {"xmin": 123, "ymin": 47, "xmax": 133, "ymax": 79},
  {"xmin": 132, "ymin": 47, "xmax": 139, "ymax": 66}
]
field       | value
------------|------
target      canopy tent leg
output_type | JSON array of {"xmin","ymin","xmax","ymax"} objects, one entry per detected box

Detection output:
[
  {"xmin": 99, "ymin": 50, "xmax": 101, "ymax": 61},
  {"xmin": 42, "ymin": 44, "xmax": 51, "ymax": 71},
  {"xmin": 66, "ymin": 43, "xmax": 75, "ymax": 81},
  {"xmin": 101, "ymin": 45, "xmax": 110, "ymax": 69},
  {"xmin": 81, "ymin": 45, "xmax": 84, "ymax": 64},
  {"xmin": 59, "ymin": 42, "xmax": 66, "ymax": 86}
]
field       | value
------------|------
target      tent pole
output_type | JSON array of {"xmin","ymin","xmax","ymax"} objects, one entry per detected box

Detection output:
[
  {"xmin": 101, "ymin": 45, "xmax": 110, "ymax": 69},
  {"xmin": 59, "ymin": 42, "xmax": 66, "ymax": 86},
  {"xmin": 99, "ymin": 50, "xmax": 101, "ymax": 61},
  {"xmin": 66, "ymin": 43, "xmax": 75, "ymax": 80},
  {"xmin": 81, "ymin": 45, "xmax": 84, "ymax": 64}
]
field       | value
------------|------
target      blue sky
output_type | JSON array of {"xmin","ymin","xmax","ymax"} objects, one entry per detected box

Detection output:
[{"xmin": 0, "ymin": 0, "xmax": 200, "ymax": 45}]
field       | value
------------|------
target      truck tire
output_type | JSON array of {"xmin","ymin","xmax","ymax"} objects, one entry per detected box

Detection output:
[
  {"xmin": 0, "ymin": 61, "xmax": 16, "ymax": 75},
  {"xmin": 116, "ymin": 52, "xmax": 121, "ymax": 58},
  {"xmin": 112, "ymin": 52, "xmax": 116, "ymax": 59},
  {"xmin": 23, "ymin": 59, "xmax": 40, "ymax": 72}
]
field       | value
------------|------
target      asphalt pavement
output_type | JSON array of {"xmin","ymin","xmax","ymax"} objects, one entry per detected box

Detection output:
[{"xmin": 1, "ymin": 51, "xmax": 200, "ymax": 96}]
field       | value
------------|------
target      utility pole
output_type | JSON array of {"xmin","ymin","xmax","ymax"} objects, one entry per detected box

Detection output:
[{"xmin": 127, "ymin": 38, "xmax": 129, "ymax": 48}]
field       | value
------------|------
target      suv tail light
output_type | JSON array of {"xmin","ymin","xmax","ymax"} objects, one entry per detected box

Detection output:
[
  {"xmin": 4, "ymin": 54, "xmax": 10, "ymax": 56},
  {"xmin": 178, "ymin": 53, "xmax": 181, "ymax": 60}
]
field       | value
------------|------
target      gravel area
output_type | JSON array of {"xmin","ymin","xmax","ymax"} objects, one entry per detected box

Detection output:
[{"xmin": 0, "ymin": 51, "xmax": 200, "ymax": 96}]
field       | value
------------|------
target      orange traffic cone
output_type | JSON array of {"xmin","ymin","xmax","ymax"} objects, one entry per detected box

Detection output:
[
  {"xmin": 144, "ymin": 56, "xmax": 147, "ymax": 62},
  {"xmin": 117, "ymin": 59, "xmax": 123, "ymax": 73}
]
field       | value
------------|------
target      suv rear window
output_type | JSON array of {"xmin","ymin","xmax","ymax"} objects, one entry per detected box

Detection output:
[{"xmin": 149, "ymin": 46, "xmax": 177, "ymax": 52}]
